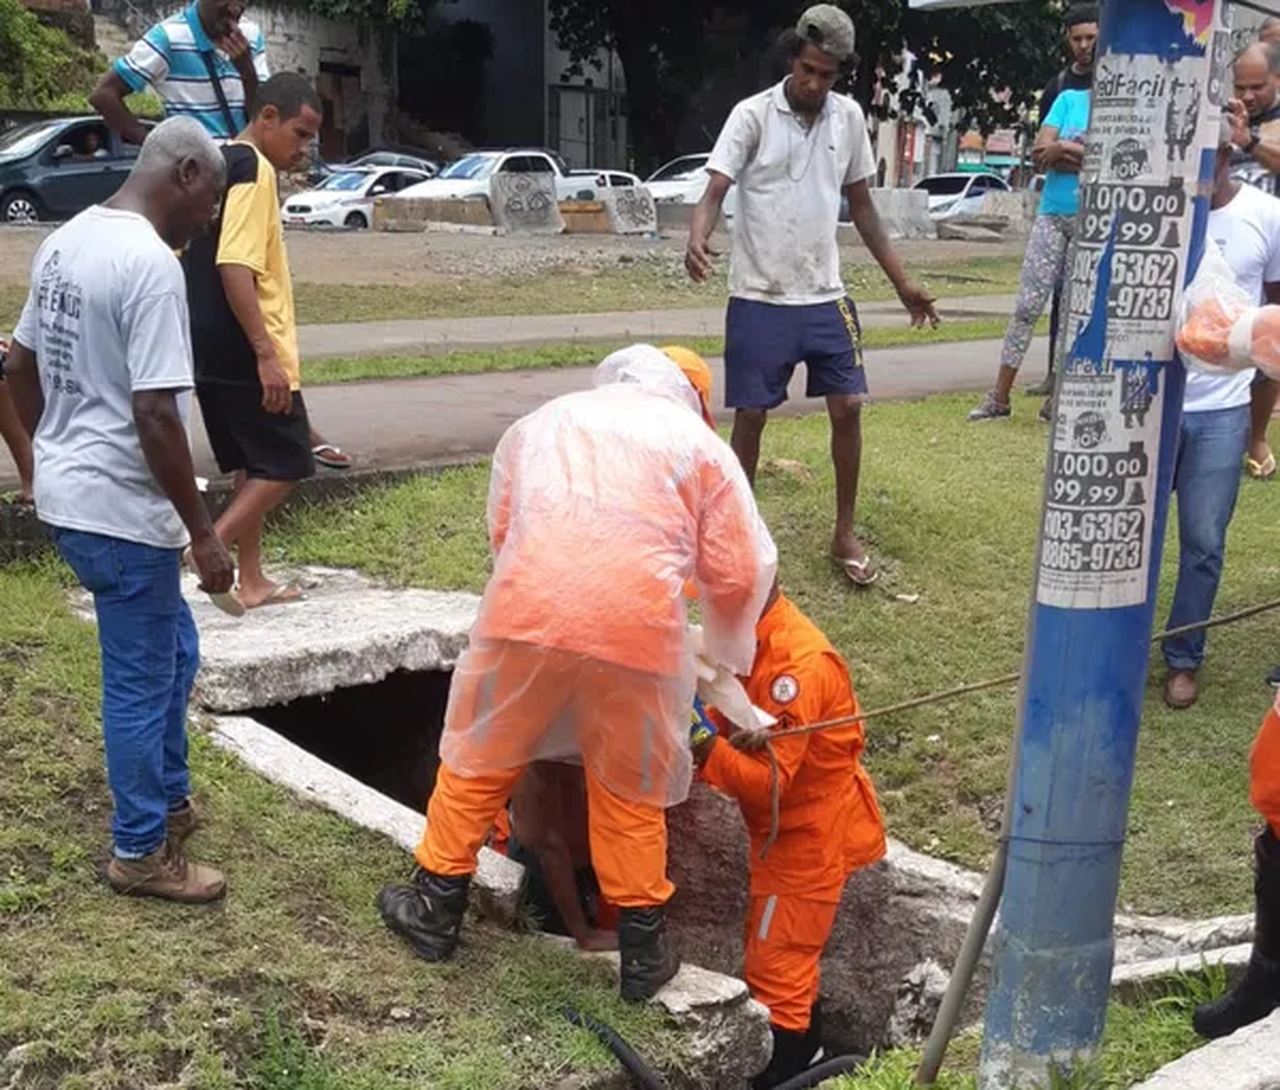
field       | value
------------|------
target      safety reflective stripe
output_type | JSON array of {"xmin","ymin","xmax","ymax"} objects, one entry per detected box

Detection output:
[{"xmin": 757, "ymin": 894, "xmax": 778, "ymax": 941}]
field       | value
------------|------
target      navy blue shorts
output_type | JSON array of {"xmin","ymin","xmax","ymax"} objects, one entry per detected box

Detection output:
[{"xmin": 724, "ymin": 296, "xmax": 868, "ymax": 410}]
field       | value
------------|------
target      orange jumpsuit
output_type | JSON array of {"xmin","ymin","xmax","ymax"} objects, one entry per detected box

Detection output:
[
  {"xmin": 418, "ymin": 347, "xmax": 777, "ymax": 909},
  {"xmin": 1251, "ymin": 694, "xmax": 1280, "ymax": 837},
  {"xmin": 700, "ymin": 594, "xmax": 886, "ymax": 1032}
]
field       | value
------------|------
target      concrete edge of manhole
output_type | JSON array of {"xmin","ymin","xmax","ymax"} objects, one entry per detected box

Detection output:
[
  {"xmin": 1130, "ymin": 1007, "xmax": 1280, "ymax": 1089},
  {"xmin": 205, "ymin": 712, "xmax": 775, "ymax": 1087}
]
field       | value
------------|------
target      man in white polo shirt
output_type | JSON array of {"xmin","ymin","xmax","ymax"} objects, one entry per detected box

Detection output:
[
  {"xmin": 1163, "ymin": 125, "xmax": 1280, "ymax": 711},
  {"xmin": 687, "ymin": 5, "xmax": 938, "ymax": 588}
]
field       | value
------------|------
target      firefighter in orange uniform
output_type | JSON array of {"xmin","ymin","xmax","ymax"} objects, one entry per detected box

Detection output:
[
  {"xmin": 692, "ymin": 583, "xmax": 885, "ymax": 1089},
  {"xmin": 377, "ymin": 344, "xmax": 777, "ymax": 1003},
  {"xmin": 1194, "ymin": 694, "xmax": 1280, "ymax": 1038}
]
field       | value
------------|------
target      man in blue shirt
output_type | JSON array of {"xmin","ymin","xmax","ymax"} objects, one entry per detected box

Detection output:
[
  {"xmin": 969, "ymin": 3, "xmax": 1097, "ymax": 422},
  {"xmin": 90, "ymin": 0, "xmax": 267, "ymax": 147}
]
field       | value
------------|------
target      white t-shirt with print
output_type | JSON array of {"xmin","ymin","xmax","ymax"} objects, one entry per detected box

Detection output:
[
  {"xmin": 14, "ymin": 206, "xmax": 195, "ymax": 549},
  {"xmin": 1186, "ymin": 183, "xmax": 1280, "ymax": 413},
  {"xmin": 708, "ymin": 80, "xmax": 875, "ymax": 306}
]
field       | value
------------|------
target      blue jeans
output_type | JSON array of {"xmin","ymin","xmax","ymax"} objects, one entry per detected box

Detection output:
[
  {"xmin": 1162, "ymin": 405, "xmax": 1250, "ymax": 671},
  {"xmin": 52, "ymin": 528, "xmax": 199, "ymax": 858}
]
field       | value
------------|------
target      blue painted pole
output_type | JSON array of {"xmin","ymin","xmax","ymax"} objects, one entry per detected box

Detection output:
[{"xmin": 978, "ymin": 2, "xmax": 1229, "ymax": 1086}]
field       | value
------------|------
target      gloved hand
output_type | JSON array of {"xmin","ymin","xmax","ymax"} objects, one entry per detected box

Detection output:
[
  {"xmin": 688, "ymin": 624, "xmax": 776, "ymax": 733},
  {"xmin": 690, "ymin": 696, "xmax": 718, "ymax": 748}
]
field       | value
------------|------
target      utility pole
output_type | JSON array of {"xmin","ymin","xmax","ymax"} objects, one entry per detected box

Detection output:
[{"xmin": 978, "ymin": 1, "xmax": 1229, "ymax": 1086}]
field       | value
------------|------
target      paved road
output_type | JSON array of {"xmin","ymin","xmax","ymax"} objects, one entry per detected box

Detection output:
[
  {"xmin": 194, "ymin": 336, "xmax": 1045, "ymax": 486},
  {"xmin": 298, "ymin": 293, "xmax": 1018, "ymax": 360},
  {"xmin": 0, "ymin": 318, "xmax": 1044, "ymax": 492}
]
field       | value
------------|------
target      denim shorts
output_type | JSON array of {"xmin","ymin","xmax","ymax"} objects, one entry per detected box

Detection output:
[{"xmin": 724, "ymin": 296, "xmax": 868, "ymax": 410}]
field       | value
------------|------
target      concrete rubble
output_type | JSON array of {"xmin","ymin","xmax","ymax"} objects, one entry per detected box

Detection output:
[
  {"xmin": 134, "ymin": 566, "xmax": 1264, "ymax": 1070},
  {"xmin": 1131, "ymin": 1008, "xmax": 1280, "ymax": 1090}
]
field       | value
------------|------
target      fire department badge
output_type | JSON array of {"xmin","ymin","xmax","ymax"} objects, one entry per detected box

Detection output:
[{"xmin": 770, "ymin": 674, "xmax": 799, "ymax": 705}]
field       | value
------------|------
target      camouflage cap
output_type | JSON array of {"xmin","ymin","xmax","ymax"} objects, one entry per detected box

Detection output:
[{"xmin": 796, "ymin": 4, "xmax": 856, "ymax": 62}]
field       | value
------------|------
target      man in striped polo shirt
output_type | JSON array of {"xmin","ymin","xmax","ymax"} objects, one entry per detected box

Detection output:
[
  {"xmin": 92, "ymin": 0, "xmax": 355, "ymax": 472},
  {"xmin": 90, "ymin": 0, "xmax": 268, "ymax": 146}
]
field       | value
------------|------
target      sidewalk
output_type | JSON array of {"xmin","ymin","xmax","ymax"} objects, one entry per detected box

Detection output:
[
  {"xmin": 0, "ymin": 318, "xmax": 1039, "ymax": 492},
  {"xmin": 298, "ymin": 293, "xmax": 1018, "ymax": 360}
]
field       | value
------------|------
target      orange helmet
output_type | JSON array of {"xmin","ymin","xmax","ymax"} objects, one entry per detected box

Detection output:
[{"xmin": 661, "ymin": 345, "xmax": 715, "ymax": 428}]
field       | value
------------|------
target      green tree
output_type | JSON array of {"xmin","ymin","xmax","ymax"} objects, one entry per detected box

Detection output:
[
  {"xmin": 548, "ymin": 0, "xmax": 1068, "ymax": 170},
  {"xmin": 0, "ymin": 0, "xmax": 102, "ymax": 112}
]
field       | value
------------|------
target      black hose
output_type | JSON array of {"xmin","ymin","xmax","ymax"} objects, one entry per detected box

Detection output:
[
  {"xmin": 561, "ymin": 1005, "xmax": 668, "ymax": 1090},
  {"xmin": 770, "ymin": 1054, "xmax": 866, "ymax": 1090}
]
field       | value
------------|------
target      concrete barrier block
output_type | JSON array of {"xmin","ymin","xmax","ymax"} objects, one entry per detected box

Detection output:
[
  {"xmin": 489, "ymin": 173, "xmax": 565, "ymax": 235},
  {"xmin": 559, "ymin": 200, "xmax": 612, "ymax": 234},
  {"xmin": 602, "ymin": 186, "xmax": 658, "ymax": 235},
  {"xmin": 979, "ymin": 191, "xmax": 1032, "ymax": 235},
  {"xmin": 869, "ymin": 187, "xmax": 935, "ymax": 240},
  {"xmin": 374, "ymin": 196, "xmax": 494, "ymax": 232}
]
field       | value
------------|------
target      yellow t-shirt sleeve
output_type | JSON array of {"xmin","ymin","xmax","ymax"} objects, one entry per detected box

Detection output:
[{"xmin": 216, "ymin": 174, "xmax": 273, "ymax": 275}]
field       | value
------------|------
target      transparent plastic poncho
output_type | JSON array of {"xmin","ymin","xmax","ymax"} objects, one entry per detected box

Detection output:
[
  {"xmin": 440, "ymin": 346, "xmax": 778, "ymax": 807},
  {"xmin": 1178, "ymin": 239, "xmax": 1280, "ymax": 378}
]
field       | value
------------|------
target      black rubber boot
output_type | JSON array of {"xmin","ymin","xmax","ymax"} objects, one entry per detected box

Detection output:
[
  {"xmin": 1194, "ymin": 830, "xmax": 1280, "ymax": 1038},
  {"xmin": 618, "ymin": 906, "xmax": 680, "ymax": 1002},
  {"xmin": 377, "ymin": 867, "xmax": 470, "ymax": 963},
  {"xmin": 752, "ymin": 1026, "xmax": 818, "ymax": 1089}
]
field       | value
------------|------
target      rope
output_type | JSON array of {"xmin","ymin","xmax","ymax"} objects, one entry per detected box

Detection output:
[{"xmin": 730, "ymin": 594, "xmax": 1280, "ymax": 860}]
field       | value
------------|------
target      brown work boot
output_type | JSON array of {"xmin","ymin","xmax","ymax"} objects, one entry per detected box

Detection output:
[
  {"xmin": 166, "ymin": 799, "xmax": 199, "ymax": 850},
  {"xmin": 1164, "ymin": 668, "xmax": 1199, "ymax": 710},
  {"xmin": 106, "ymin": 843, "xmax": 226, "ymax": 904}
]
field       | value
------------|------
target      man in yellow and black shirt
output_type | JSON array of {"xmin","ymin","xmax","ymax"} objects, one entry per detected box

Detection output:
[{"xmin": 184, "ymin": 72, "xmax": 321, "ymax": 608}]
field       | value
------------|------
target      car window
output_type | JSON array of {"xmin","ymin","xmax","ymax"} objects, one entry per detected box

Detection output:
[
  {"xmin": 915, "ymin": 176, "xmax": 968, "ymax": 196},
  {"xmin": 440, "ymin": 154, "xmax": 499, "ymax": 180},
  {"xmin": 502, "ymin": 156, "xmax": 540, "ymax": 174},
  {"xmin": 319, "ymin": 171, "xmax": 369, "ymax": 192},
  {"xmin": 647, "ymin": 156, "xmax": 707, "ymax": 182},
  {"xmin": 968, "ymin": 177, "xmax": 988, "ymax": 194},
  {"xmin": 56, "ymin": 122, "xmax": 114, "ymax": 162},
  {"xmin": 609, "ymin": 173, "xmax": 634, "ymax": 187},
  {"xmin": 0, "ymin": 120, "xmax": 64, "ymax": 160}
]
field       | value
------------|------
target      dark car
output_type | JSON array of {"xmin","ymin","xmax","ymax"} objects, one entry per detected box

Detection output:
[{"xmin": 0, "ymin": 116, "xmax": 146, "ymax": 224}]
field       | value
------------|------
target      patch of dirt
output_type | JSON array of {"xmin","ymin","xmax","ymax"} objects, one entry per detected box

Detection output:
[{"xmin": 1, "ymin": 224, "xmax": 1026, "ymax": 290}]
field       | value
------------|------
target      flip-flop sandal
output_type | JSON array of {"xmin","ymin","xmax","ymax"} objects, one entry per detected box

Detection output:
[
  {"xmin": 832, "ymin": 553, "xmax": 879, "ymax": 587},
  {"xmin": 245, "ymin": 583, "xmax": 307, "ymax": 609},
  {"xmin": 312, "ymin": 444, "xmax": 353, "ymax": 470},
  {"xmin": 181, "ymin": 547, "xmax": 246, "ymax": 618},
  {"xmin": 1246, "ymin": 452, "xmax": 1277, "ymax": 480}
]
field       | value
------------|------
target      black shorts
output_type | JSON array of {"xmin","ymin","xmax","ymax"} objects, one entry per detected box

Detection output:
[{"xmin": 196, "ymin": 384, "xmax": 315, "ymax": 481}]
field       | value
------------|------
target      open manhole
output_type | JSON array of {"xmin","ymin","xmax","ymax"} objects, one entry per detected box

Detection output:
[{"xmin": 248, "ymin": 668, "xmax": 452, "ymax": 813}]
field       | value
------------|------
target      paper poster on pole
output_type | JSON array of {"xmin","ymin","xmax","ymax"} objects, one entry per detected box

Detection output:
[{"xmin": 1036, "ymin": 42, "xmax": 1219, "ymax": 610}]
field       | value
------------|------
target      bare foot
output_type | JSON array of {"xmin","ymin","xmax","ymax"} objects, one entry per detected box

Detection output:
[
  {"xmin": 239, "ymin": 581, "xmax": 305, "ymax": 609},
  {"xmin": 832, "ymin": 534, "xmax": 877, "ymax": 587}
]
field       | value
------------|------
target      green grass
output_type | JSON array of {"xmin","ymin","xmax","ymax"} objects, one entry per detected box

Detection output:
[
  {"xmin": 270, "ymin": 395, "xmax": 1280, "ymax": 918},
  {"xmin": 301, "ymin": 317, "xmax": 1037, "ymax": 387},
  {"xmin": 1, "ymin": 252, "xmax": 1023, "ymax": 334},
  {"xmin": 825, "ymin": 972, "xmax": 1225, "ymax": 1089},
  {"xmin": 0, "ymin": 560, "xmax": 679, "ymax": 1088},
  {"xmin": 291, "ymin": 255, "xmax": 1023, "ymax": 326}
]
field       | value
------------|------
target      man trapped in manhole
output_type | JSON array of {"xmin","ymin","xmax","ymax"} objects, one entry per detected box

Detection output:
[{"xmin": 378, "ymin": 344, "xmax": 777, "ymax": 1002}]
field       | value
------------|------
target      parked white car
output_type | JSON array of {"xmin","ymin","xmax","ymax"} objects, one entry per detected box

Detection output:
[
  {"xmin": 913, "ymin": 172, "xmax": 1009, "ymax": 220},
  {"xmin": 281, "ymin": 166, "xmax": 429, "ymax": 229},
  {"xmin": 397, "ymin": 149, "xmax": 580, "ymax": 202},
  {"xmin": 643, "ymin": 153, "xmax": 737, "ymax": 216},
  {"xmin": 565, "ymin": 168, "xmax": 643, "ymax": 200}
]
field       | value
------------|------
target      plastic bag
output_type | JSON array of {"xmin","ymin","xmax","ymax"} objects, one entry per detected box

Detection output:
[
  {"xmin": 1177, "ymin": 239, "xmax": 1280, "ymax": 380},
  {"xmin": 1177, "ymin": 239, "xmax": 1255, "ymax": 374},
  {"xmin": 688, "ymin": 624, "xmax": 776, "ymax": 733}
]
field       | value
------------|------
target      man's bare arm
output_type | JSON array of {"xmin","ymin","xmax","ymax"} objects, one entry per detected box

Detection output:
[
  {"xmin": 846, "ymin": 180, "xmax": 939, "ymax": 327},
  {"xmin": 219, "ymin": 265, "xmax": 292, "ymax": 414},
  {"xmin": 133, "ymin": 390, "xmax": 234, "ymax": 593},
  {"xmin": 4, "ymin": 340, "xmax": 44, "ymax": 436},
  {"xmin": 685, "ymin": 172, "xmax": 733, "ymax": 283},
  {"xmin": 90, "ymin": 71, "xmax": 151, "ymax": 146},
  {"xmin": 512, "ymin": 767, "xmax": 615, "ymax": 951}
]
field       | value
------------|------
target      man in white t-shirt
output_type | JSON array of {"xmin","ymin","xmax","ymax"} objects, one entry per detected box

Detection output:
[
  {"xmin": 5, "ymin": 118, "xmax": 237, "ymax": 903},
  {"xmin": 1163, "ymin": 127, "xmax": 1280, "ymax": 710},
  {"xmin": 686, "ymin": 5, "xmax": 938, "ymax": 588}
]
